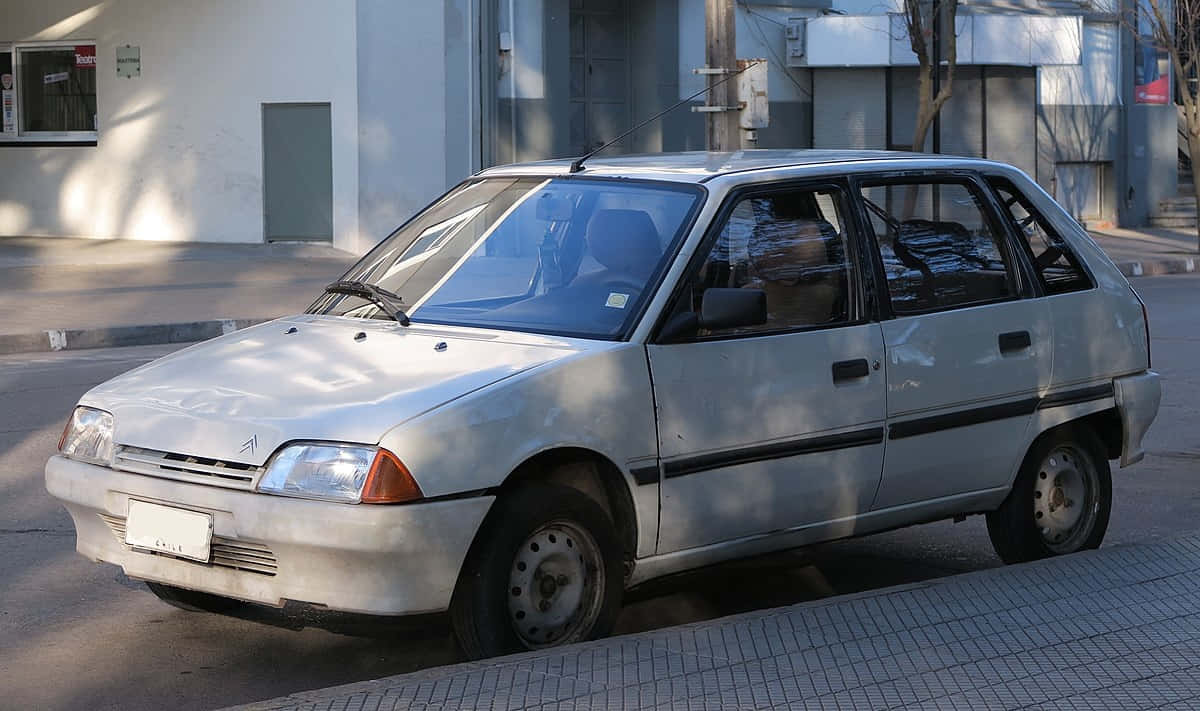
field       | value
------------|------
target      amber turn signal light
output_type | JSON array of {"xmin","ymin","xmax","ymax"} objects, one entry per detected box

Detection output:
[{"xmin": 361, "ymin": 449, "xmax": 423, "ymax": 504}]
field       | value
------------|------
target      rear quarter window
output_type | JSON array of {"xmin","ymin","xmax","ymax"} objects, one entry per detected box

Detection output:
[{"xmin": 987, "ymin": 176, "xmax": 1094, "ymax": 295}]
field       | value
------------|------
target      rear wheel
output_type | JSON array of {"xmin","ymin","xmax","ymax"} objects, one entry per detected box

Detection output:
[
  {"xmin": 987, "ymin": 427, "xmax": 1112, "ymax": 564},
  {"xmin": 145, "ymin": 582, "xmax": 244, "ymax": 613},
  {"xmin": 450, "ymin": 483, "xmax": 623, "ymax": 659}
]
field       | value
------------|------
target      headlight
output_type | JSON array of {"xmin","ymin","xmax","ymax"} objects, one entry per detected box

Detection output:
[
  {"xmin": 257, "ymin": 443, "xmax": 423, "ymax": 504},
  {"xmin": 59, "ymin": 406, "xmax": 115, "ymax": 465}
]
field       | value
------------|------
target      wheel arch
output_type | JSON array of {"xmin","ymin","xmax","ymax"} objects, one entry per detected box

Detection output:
[
  {"xmin": 1001, "ymin": 405, "xmax": 1122, "ymax": 499},
  {"xmin": 1029, "ymin": 407, "xmax": 1122, "ymax": 463},
  {"xmin": 495, "ymin": 447, "xmax": 641, "ymax": 568}
]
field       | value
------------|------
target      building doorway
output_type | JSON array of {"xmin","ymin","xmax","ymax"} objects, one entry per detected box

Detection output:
[
  {"xmin": 569, "ymin": 0, "xmax": 631, "ymax": 155},
  {"xmin": 262, "ymin": 103, "xmax": 333, "ymax": 242}
]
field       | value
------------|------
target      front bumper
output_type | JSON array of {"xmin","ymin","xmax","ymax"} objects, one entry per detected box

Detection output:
[{"xmin": 44, "ymin": 455, "xmax": 494, "ymax": 615}]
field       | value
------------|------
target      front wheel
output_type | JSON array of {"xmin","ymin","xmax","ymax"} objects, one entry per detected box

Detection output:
[
  {"xmin": 986, "ymin": 426, "xmax": 1112, "ymax": 564},
  {"xmin": 450, "ymin": 483, "xmax": 623, "ymax": 659}
]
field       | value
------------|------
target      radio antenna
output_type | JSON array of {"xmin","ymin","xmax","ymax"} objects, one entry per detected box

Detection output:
[{"xmin": 568, "ymin": 60, "xmax": 762, "ymax": 174}]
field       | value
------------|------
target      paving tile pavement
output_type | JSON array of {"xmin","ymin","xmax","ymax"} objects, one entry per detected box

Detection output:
[{"xmin": 225, "ymin": 534, "xmax": 1200, "ymax": 711}]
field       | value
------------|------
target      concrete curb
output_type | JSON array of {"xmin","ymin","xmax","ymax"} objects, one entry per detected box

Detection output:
[
  {"xmin": 1117, "ymin": 256, "xmax": 1199, "ymax": 277},
  {"xmin": 0, "ymin": 318, "xmax": 270, "ymax": 356}
]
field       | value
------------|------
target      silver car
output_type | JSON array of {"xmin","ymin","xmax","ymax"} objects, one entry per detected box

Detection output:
[{"xmin": 46, "ymin": 151, "xmax": 1160, "ymax": 657}]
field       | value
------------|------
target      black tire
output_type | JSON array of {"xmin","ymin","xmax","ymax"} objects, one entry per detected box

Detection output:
[
  {"xmin": 987, "ymin": 425, "xmax": 1112, "ymax": 564},
  {"xmin": 145, "ymin": 582, "xmax": 245, "ymax": 613},
  {"xmin": 450, "ymin": 483, "xmax": 623, "ymax": 660}
]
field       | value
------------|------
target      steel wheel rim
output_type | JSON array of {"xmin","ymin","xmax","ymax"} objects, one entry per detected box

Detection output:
[
  {"xmin": 1033, "ymin": 444, "xmax": 1099, "ymax": 553},
  {"xmin": 507, "ymin": 520, "xmax": 604, "ymax": 648}
]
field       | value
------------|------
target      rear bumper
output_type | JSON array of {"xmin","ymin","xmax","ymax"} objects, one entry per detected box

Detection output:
[
  {"xmin": 44, "ymin": 455, "xmax": 493, "ymax": 615},
  {"xmin": 1114, "ymin": 370, "xmax": 1162, "ymax": 467}
]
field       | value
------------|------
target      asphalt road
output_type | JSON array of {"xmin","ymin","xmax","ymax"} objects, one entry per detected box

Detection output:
[{"xmin": 1, "ymin": 274, "xmax": 1197, "ymax": 711}]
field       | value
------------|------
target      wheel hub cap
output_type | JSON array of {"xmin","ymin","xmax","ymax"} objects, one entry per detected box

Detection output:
[
  {"xmin": 1033, "ymin": 445, "xmax": 1097, "ymax": 551},
  {"xmin": 508, "ymin": 521, "xmax": 604, "ymax": 648}
]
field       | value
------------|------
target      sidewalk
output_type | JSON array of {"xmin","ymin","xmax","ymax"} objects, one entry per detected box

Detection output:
[
  {"xmin": 1088, "ymin": 227, "xmax": 1200, "ymax": 277},
  {"xmin": 0, "ymin": 227, "xmax": 1195, "ymax": 355},
  {"xmin": 0, "ymin": 237, "xmax": 357, "ymax": 355},
  {"xmin": 226, "ymin": 533, "xmax": 1200, "ymax": 711}
]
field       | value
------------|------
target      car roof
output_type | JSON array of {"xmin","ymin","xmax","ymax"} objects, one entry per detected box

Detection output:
[{"xmin": 475, "ymin": 150, "xmax": 1011, "ymax": 184}]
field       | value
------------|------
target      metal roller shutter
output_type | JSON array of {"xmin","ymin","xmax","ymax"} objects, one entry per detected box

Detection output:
[
  {"xmin": 984, "ymin": 66, "xmax": 1037, "ymax": 177},
  {"xmin": 940, "ymin": 67, "xmax": 984, "ymax": 158},
  {"xmin": 812, "ymin": 69, "xmax": 886, "ymax": 149}
]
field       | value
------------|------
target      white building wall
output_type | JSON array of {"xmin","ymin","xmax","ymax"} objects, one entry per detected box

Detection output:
[
  {"xmin": 1039, "ymin": 22, "xmax": 1120, "ymax": 107},
  {"xmin": 0, "ymin": 0, "xmax": 360, "ymax": 251}
]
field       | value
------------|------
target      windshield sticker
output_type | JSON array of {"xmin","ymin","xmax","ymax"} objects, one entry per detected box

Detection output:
[{"xmin": 605, "ymin": 293, "xmax": 629, "ymax": 309}]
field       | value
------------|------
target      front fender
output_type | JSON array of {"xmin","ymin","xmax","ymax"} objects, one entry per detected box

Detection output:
[{"xmin": 378, "ymin": 344, "xmax": 660, "ymax": 557}]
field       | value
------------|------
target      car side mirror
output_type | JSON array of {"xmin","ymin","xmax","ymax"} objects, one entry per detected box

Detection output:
[
  {"xmin": 700, "ymin": 288, "xmax": 767, "ymax": 330},
  {"xmin": 657, "ymin": 288, "xmax": 767, "ymax": 343}
]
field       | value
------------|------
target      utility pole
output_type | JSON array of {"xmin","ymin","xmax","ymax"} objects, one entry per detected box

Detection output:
[{"xmin": 705, "ymin": 0, "xmax": 740, "ymax": 151}]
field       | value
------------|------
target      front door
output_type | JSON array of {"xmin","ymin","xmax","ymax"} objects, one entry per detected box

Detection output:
[
  {"xmin": 648, "ymin": 183, "xmax": 887, "ymax": 553},
  {"xmin": 855, "ymin": 176, "xmax": 1053, "ymax": 510}
]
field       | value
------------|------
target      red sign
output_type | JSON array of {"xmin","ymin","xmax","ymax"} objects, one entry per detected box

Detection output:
[
  {"xmin": 74, "ymin": 45, "xmax": 96, "ymax": 69},
  {"xmin": 1136, "ymin": 75, "xmax": 1170, "ymax": 105}
]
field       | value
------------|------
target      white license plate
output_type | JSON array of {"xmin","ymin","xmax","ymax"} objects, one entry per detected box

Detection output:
[{"xmin": 125, "ymin": 500, "xmax": 213, "ymax": 562}]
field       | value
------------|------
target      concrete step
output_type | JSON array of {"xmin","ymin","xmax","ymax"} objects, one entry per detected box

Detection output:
[
  {"xmin": 1154, "ymin": 208, "xmax": 1196, "ymax": 216},
  {"xmin": 1149, "ymin": 215, "xmax": 1197, "ymax": 228},
  {"xmin": 1160, "ymin": 196, "xmax": 1197, "ymax": 209}
]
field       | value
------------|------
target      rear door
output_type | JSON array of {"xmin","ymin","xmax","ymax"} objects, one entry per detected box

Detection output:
[
  {"xmin": 855, "ymin": 174, "xmax": 1053, "ymax": 509},
  {"xmin": 647, "ymin": 181, "xmax": 887, "ymax": 553}
]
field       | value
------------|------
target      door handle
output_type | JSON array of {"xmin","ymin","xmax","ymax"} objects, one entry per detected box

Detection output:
[
  {"xmin": 998, "ymin": 330, "xmax": 1032, "ymax": 354},
  {"xmin": 832, "ymin": 358, "xmax": 870, "ymax": 383}
]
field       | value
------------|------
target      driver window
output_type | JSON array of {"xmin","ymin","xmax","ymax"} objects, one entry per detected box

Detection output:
[{"xmin": 687, "ymin": 186, "xmax": 855, "ymax": 337}]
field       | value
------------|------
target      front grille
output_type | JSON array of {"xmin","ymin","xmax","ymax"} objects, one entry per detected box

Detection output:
[
  {"xmin": 99, "ymin": 513, "xmax": 278, "ymax": 576},
  {"xmin": 113, "ymin": 446, "xmax": 263, "ymax": 491}
]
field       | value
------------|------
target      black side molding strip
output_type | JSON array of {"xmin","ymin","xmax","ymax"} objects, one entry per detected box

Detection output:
[
  {"xmin": 662, "ymin": 427, "xmax": 885, "ymax": 480},
  {"xmin": 631, "ymin": 384, "xmax": 1115, "ymax": 485},
  {"xmin": 888, "ymin": 398, "xmax": 1040, "ymax": 440},
  {"xmin": 1037, "ymin": 383, "xmax": 1115, "ymax": 410},
  {"xmin": 888, "ymin": 383, "xmax": 1116, "ymax": 441},
  {"xmin": 629, "ymin": 464, "xmax": 661, "ymax": 486}
]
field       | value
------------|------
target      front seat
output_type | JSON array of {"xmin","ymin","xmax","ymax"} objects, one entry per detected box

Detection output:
[
  {"xmin": 572, "ymin": 209, "xmax": 662, "ymax": 288},
  {"xmin": 747, "ymin": 218, "xmax": 845, "ymax": 326}
]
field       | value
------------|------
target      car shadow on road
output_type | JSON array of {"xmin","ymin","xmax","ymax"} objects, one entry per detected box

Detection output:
[{"xmin": 134, "ymin": 534, "xmax": 990, "ymax": 660}]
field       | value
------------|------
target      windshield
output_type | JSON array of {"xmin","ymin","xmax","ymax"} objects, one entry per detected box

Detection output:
[{"xmin": 311, "ymin": 177, "xmax": 703, "ymax": 339}]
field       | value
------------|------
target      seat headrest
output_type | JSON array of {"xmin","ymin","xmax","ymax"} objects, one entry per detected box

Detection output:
[
  {"xmin": 585, "ymin": 209, "xmax": 662, "ymax": 274},
  {"xmin": 750, "ymin": 218, "xmax": 840, "ymax": 274},
  {"xmin": 897, "ymin": 219, "xmax": 969, "ymax": 250}
]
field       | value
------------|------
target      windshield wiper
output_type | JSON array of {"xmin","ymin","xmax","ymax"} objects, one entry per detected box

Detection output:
[{"xmin": 323, "ymin": 280, "xmax": 411, "ymax": 326}]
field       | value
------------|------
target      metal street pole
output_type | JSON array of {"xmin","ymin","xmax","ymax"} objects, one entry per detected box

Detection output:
[{"xmin": 705, "ymin": 0, "xmax": 740, "ymax": 151}]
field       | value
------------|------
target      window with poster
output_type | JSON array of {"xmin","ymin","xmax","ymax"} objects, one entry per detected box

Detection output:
[{"xmin": 0, "ymin": 41, "xmax": 97, "ymax": 143}]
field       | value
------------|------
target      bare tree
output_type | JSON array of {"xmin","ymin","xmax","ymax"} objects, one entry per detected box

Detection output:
[
  {"xmin": 904, "ymin": 0, "xmax": 959, "ymax": 152},
  {"xmin": 1139, "ymin": 0, "xmax": 1200, "ymax": 249}
]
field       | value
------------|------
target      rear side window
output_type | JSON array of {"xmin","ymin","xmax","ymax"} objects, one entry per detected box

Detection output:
[
  {"xmin": 988, "ymin": 177, "xmax": 1093, "ymax": 295},
  {"xmin": 859, "ymin": 180, "xmax": 1018, "ymax": 315}
]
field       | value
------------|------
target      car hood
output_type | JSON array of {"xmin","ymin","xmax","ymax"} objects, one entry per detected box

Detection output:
[{"xmin": 81, "ymin": 316, "xmax": 592, "ymax": 466}]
